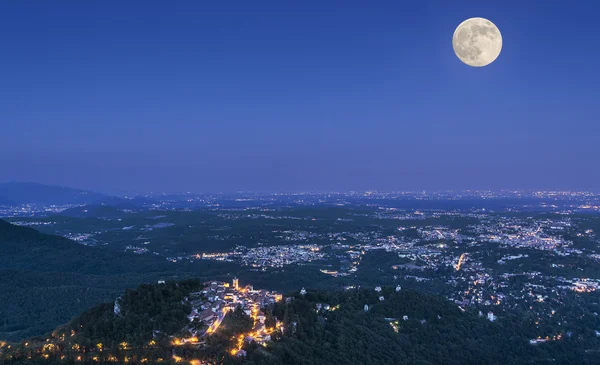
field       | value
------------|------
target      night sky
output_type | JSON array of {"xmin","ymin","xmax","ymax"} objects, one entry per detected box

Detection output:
[{"xmin": 1, "ymin": 1, "xmax": 598, "ymax": 193}]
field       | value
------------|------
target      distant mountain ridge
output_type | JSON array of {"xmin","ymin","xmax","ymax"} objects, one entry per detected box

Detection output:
[
  {"xmin": 0, "ymin": 196, "xmax": 15, "ymax": 206},
  {"xmin": 0, "ymin": 181, "xmax": 107, "ymax": 206},
  {"xmin": 0, "ymin": 182, "xmax": 157, "ymax": 208}
]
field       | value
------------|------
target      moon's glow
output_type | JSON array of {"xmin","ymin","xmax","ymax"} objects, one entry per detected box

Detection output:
[{"xmin": 453, "ymin": 17, "xmax": 502, "ymax": 67}]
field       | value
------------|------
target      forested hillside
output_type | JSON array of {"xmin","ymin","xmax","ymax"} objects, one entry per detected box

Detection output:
[
  {"xmin": 252, "ymin": 288, "xmax": 595, "ymax": 365},
  {"xmin": 0, "ymin": 220, "xmax": 232, "ymax": 341},
  {"xmin": 2, "ymin": 282, "xmax": 598, "ymax": 365}
]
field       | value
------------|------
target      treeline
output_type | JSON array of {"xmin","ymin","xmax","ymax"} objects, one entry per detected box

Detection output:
[
  {"xmin": 63, "ymin": 279, "xmax": 202, "ymax": 347},
  {"xmin": 1, "ymin": 279, "xmax": 204, "ymax": 364}
]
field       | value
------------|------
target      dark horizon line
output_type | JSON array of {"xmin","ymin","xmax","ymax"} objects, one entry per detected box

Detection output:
[{"xmin": 2, "ymin": 180, "xmax": 599, "ymax": 197}]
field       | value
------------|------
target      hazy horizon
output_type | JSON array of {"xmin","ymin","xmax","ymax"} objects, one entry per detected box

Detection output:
[{"xmin": 2, "ymin": 180, "xmax": 600, "ymax": 197}]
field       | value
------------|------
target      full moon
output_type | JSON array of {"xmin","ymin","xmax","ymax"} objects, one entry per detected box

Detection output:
[{"xmin": 452, "ymin": 17, "xmax": 502, "ymax": 67}]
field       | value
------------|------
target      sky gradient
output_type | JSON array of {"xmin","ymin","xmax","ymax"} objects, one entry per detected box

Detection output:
[{"xmin": 1, "ymin": 1, "xmax": 598, "ymax": 193}]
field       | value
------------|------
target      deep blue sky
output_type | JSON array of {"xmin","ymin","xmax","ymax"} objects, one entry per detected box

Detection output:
[{"xmin": 1, "ymin": 1, "xmax": 598, "ymax": 193}]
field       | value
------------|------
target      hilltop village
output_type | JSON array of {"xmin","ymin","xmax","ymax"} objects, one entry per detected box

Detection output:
[
  {"xmin": 0, "ymin": 279, "xmax": 284, "ymax": 364},
  {"xmin": 172, "ymin": 278, "xmax": 283, "ymax": 356}
]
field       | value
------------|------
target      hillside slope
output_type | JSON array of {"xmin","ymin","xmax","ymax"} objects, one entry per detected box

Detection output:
[
  {"xmin": 0, "ymin": 220, "xmax": 232, "ymax": 341},
  {"xmin": 2, "ymin": 283, "xmax": 597, "ymax": 365}
]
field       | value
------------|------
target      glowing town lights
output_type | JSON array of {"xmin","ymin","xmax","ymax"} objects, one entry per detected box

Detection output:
[
  {"xmin": 42, "ymin": 343, "xmax": 56, "ymax": 352},
  {"xmin": 454, "ymin": 253, "xmax": 466, "ymax": 271},
  {"xmin": 0, "ymin": 280, "xmax": 284, "ymax": 363}
]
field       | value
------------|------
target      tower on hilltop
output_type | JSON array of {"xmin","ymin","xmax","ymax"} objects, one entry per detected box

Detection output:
[{"xmin": 233, "ymin": 277, "xmax": 239, "ymax": 290}]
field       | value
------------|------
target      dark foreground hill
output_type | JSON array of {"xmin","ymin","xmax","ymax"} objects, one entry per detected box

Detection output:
[
  {"xmin": 1, "ymin": 280, "xmax": 597, "ymax": 365},
  {"xmin": 0, "ymin": 220, "xmax": 233, "ymax": 341}
]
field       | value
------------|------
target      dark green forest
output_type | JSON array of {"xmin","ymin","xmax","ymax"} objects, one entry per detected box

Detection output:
[
  {"xmin": 0, "ymin": 220, "xmax": 232, "ymax": 341},
  {"xmin": 245, "ymin": 288, "xmax": 599, "ymax": 365},
  {"xmin": 2, "ymin": 281, "xmax": 600, "ymax": 365}
]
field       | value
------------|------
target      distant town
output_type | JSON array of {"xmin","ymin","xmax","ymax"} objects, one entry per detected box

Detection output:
[{"xmin": 2, "ymin": 188, "xmax": 600, "ymax": 347}]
